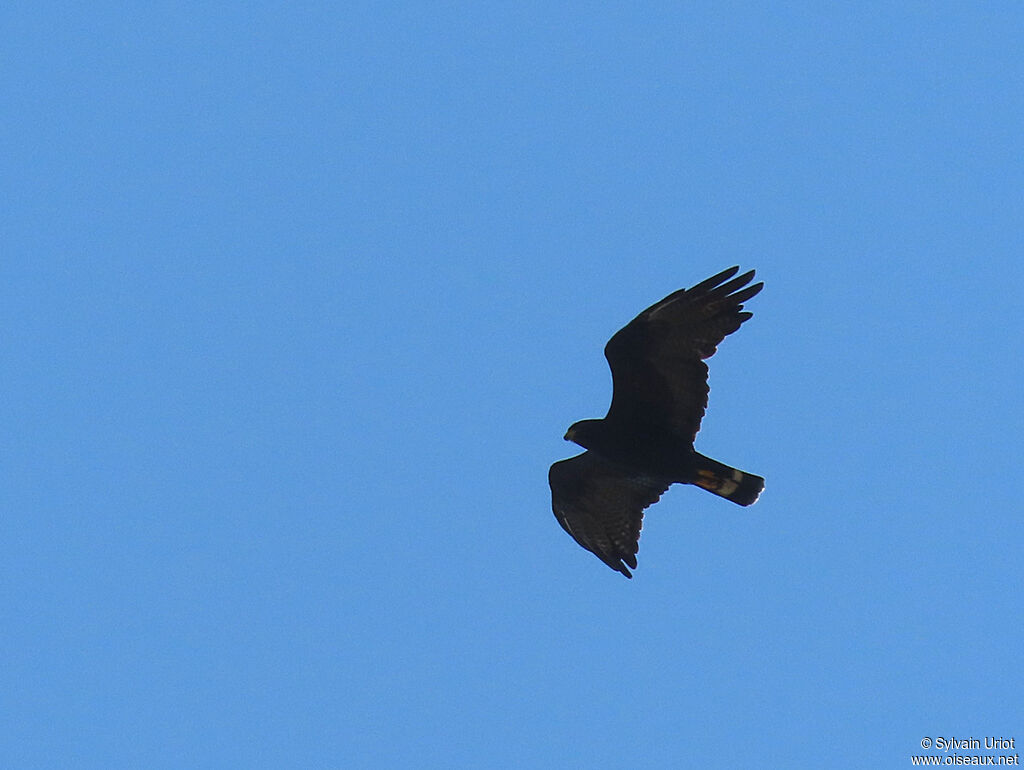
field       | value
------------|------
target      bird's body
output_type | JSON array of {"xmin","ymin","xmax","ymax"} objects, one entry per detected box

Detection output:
[{"xmin": 549, "ymin": 266, "xmax": 765, "ymax": 578}]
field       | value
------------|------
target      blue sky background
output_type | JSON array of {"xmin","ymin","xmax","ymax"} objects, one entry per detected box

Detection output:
[{"xmin": 3, "ymin": 2, "xmax": 1022, "ymax": 768}]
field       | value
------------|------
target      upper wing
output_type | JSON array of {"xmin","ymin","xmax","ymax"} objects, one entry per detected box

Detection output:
[
  {"xmin": 549, "ymin": 452, "xmax": 671, "ymax": 578},
  {"xmin": 603, "ymin": 266, "xmax": 763, "ymax": 443}
]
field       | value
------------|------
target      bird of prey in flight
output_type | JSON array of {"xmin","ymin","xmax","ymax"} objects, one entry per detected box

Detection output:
[{"xmin": 549, "ymin": 266, "xmax": 765, "ymax": 578}]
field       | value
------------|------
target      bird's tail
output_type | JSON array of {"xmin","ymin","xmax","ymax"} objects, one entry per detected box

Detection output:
[{"xmin": 690, "ymin": 453, "xmax": 764, "ymax": 506}]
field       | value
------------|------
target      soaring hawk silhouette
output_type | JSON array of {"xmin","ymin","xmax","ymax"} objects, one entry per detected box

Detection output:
[{"xmin": 549, "ymin": 266, "xmax": 765, "ymax": 578}]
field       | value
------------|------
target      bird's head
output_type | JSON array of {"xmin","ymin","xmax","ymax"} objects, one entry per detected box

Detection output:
[{"xmin": 564, "ymin": 419, "xmax": 602, "ymax": 449}]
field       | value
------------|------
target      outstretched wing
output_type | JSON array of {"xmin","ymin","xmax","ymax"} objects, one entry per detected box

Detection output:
[
  {"xmin": 603, "ymin": 266, "xmax": 762, "ymax": 443},
  {"xmin": 549, "ymin": 452, "xmax": 671, "ymax": 578}
]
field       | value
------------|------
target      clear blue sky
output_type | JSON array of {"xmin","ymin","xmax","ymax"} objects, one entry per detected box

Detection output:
[{"xmin": 4, "ymin": 2, "xmax": 1022, "ymax": 768}]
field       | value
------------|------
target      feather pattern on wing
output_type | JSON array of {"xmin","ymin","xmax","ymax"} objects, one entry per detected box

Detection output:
[
  {"xmin": 549, "ymin": 452, "xmax": 671, "ymax": 578},
  {"xmin": 603, "ymin": 266, "xmax": 763, "ymax": 443}
]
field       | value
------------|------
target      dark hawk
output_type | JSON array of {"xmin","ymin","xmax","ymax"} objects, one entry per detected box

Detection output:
[{"xmin": 549, "ymin": 266, "xmax": 765, "ymax": 578}]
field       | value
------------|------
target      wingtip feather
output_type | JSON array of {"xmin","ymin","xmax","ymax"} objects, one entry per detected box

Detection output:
[{"xmin": 687, "ymin": 266, "xmax": 741, "ymax": 296}]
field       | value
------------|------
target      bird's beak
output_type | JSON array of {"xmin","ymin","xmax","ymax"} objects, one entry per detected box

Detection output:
[{"xmin": 563, "ymin": 428, "xmax": 574, "ymax": 441}]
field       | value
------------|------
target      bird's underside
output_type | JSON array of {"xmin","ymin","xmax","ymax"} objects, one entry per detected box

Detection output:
[{"xmin": 549, "ymin": 266, "xmax": 765, "ymax": 578}]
